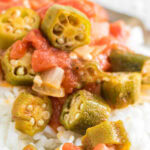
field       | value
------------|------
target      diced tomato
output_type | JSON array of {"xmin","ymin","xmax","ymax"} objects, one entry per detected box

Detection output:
[
  {"xmin": 49, "ymin": 97, "xmax": 66, "ymax": 131},
  {"xmin": 32, "ymin": 48, "xmax": 72, "ymax": 72},
  {"xmin": 62, "ymin": 69, "xmax": 78, "ymax": 94},
  {"xmin": 36, "ymin": 2, "xmax": 54, "ymax": 19},
  {"xmin": 0, "ymin": 0, "xmax": 23, "ymax": 13},
  {"xmin": 56, "ymin": 0, "xmax": 108, "ymax": 21},
  {"xmin": 91, "ymin": 21, "xmax": 110, "ymax": 44},
  {"xmin": 29, "ymin": 0, "xmax": 55, "ymax": 10},
  {"xmin": 10, "ymin": 40, "xmax": 27, "ymax": 59},
  {"xmin": 23, "ymin": 29, "xmax": 49, "ymax": 50},
  {"xmin": 62, "ymin": 143, "xmax": 81, "ymax": 150},
  {"xmin": 32, "ymin": 49, "xmax": 57, "ymax": 72},
  {"xmin": 10, "ymin": 30, "xmax": 49, "ymax": 60},
  {"xmin": 93, "ymin": 144, "xmax": 115, "ymax": 150},
  {"xmin": 110, "ymin": 20, "xmax": 130, "ymax": 43}
]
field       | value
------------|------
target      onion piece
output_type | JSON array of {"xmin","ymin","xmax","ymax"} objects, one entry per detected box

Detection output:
[
  {"xmin": 32, "ymin": 83, "xmax": 65, "ymax": 97},
  {"xmin": 41, "ymin": 67, "xmax": 64, "ymax": 89}
]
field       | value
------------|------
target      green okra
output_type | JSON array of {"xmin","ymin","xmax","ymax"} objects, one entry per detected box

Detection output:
[
  {"xmin": 12, "ymin": 92, "xmax": 52, "ymax": 136},
  {"xmin": 60, "ymin": 90, "xmax": 111, "ymax": 134},
  {"xmin": 82, "ymin": 120, "xmax": 131, "ymax": 150},
  {"xmin": 101, "ymin": 72, "xmax": 141, "ymax": 108},
  {"xmin": 41, "ymin": 4, "xmax": 91, "ymax": 51},
  {"xmin": 0, "ymin": 7, "xmax": 40, "ymax": 49},
  {"xmin": 1, "ymin": 48, "xmax": 35, "ymax": 85}
]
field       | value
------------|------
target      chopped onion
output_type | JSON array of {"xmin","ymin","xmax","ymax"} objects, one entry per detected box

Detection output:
[
  {"xmin": 41, "ymin": 67, "xmax": 64, "ymax": 89},
  {"xmin": 32, "ymin": 83, "xmax": 65, "ymax": 97},
  {"xmin": 74, "ymin": 45, "xmax": 106, "ymax": 60}
]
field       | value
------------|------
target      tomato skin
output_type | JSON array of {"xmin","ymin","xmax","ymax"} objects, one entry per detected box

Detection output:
[
  {"xmin": 56, "ymin": 0, "xmax": 108, "ymax": 21},
  {"xmin": 29, "ymin": 0, "xmax": 54, "ymax": 10},
  {"xmin": 91, "ymin": 21, "xmax": 110, "ymax": 45},
  {"xmin": 49, "ymin": 97, "xmax": 66, "ymax": 131},
  {"xmin": 10, "ymin": 30, "xmax": 49, "ymax": 60},
  {"xmin": 110, "ymin": 20, "xmax": 130, "ymax": 43},
  {"xmin": 62, "ymin": 143, "xmax": 81, "ymax": 150},
  {"xmin": 10, "ymin": 40, "xmax": 27, "ymax": 59},
  {"xmin": 62, "ymin": 69, "xmax": 78, "ymax": 94},
  {"xmin": 0, "ymin": 0, "xmax": 23, "ymax": 13},
  {"xmin": 32, "ymin": 49, "xmax": 57, "ymax": 72},
  {"xmin": 23, "ymin": 30, "xmax": 49, "ymax": 50}
]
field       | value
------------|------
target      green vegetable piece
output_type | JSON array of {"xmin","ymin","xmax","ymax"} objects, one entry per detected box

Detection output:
[
  {"xmin": 1, "ymin": 48, "xmax": 35, "ymax": 85},
  {"xmin": 60, "ymin": 90, "xmax": 111, "ymax": 134},
  {"xmin": 109, "ymin": 49, "xmax": 150, "ymax": 72},
  {"xmin": 0, "ymin": 7, "xmax": 40, "ymax": 49},
  {"xmin": 101, "ymin": 73, "xmax": 141, "ymax": 108},
  {"xmin": 41, "ymin": 4, "xmax": 91, "ymax": 51},
  {"xmin": 12, "ymin": 92, "xmax": 52, "ymax": 136},
  {"xmin": 82, "ymin": 120, "xmax": 131, "ymax": 150}
]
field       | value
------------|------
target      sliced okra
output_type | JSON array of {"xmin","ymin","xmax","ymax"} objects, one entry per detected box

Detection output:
[
  {"xmin": 101, "ymin": 73, "xmax": 141, "ymax": 108},
  {"xmin": 41, "ymin": 4, "xmax": 91, "ymax": 51},
  {"xmin": 82, "ymin": 120, "xmax": 131, "ymax": 150},
  {"xmin": 0, "ymin": 7, "xmax": 40, "ymax": 49},
  {"xmin": 60, "ymin": 90, "xmax": 111, "ymax": 134},
  {"xmin": 12, "ymin": 92, "xmax": 52, "ymax": 136},
  {"xmin": 1, "ymin": 48, "xmax": 35, "ymax": 85}
]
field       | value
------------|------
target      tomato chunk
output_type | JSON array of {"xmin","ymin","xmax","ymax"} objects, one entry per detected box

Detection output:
[
  {"xmin": 29, "ymin": 0, "xmax": 54, "ymax": 10},
  {"xmin": 56, "ymin": 0, "xmax": 108, "ymax": 21},
  {"xmin": 63, "ymin": 143, "xmax": 81, "ymax": 150},
  {"xmin": 32, "ymin": 49, "xmax": 57, "ymax": 72},
  {"xmin": 91, "ymin": 21, "xmax": 109, "ymax": 44},
  {"xmin": 10, "ymin": 40, "xmax": 27, "ymax": 59},
  {"xmin": 93, "ymin": 144, "xmax": 115, "ymax": 150},
  {"xmin": 62, "ymin": 69, "xmax": 78, "ymax": 94},
  {"xmin": 110, "ymin": 20, "xmax": 130, "ymax": 43},
  {"xmin": 0, "ymin": 0, "xmax": 23, "ymax": 13},
  {"xmin": 49, "ymin": 97, "xmax": 66, "ymax": 131},
  {"xmin": 10, "ymin": 30, "xmax": 49, "ymax": 60}
]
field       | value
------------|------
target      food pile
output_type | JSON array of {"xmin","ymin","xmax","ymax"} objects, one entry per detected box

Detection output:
[{"xmin": 0, "ymin": 0, "xmax": 149, "ymax": 150}]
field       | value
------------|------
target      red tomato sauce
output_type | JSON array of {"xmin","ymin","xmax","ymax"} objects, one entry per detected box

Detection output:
[{"xmin": 49, "ymin": 97, "xmax": 66, "ymax": 131}]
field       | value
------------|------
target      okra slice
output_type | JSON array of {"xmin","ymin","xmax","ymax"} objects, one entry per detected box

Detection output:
[
  {"xmin": 109, "ymin": 49, "xmax": 150, "ymax": 72},
  {"xmin": 0, "ymin": 7, "xmax": 40, "ymax": 49},
  {"xmin": 1, "ymin": 48, "xmax": 35, "ymax": 85},
  {"xmin": 60, "ymin": 90, "xmax": 111, "ymax": 134},
  {"xmin": 12, "ymin": 92, "xmax": 52, "ymax": 136},
  {"xmin": 82, "ymin": 120, "xmax": 131, "ymax": 150},
  {"xmin": 41, "ymin": 4, "xmax": 91, "ymax": 51},
  {"xmin": 101, "ymin": 73, "xmax": 141, "ymax": 108}
]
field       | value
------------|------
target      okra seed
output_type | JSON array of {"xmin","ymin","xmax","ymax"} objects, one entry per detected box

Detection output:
[
  {"xmin": 75, "ymin": 34, "xmax": 85, "ymax": 41},
  {"xmin": 57, "ymin": 37, "xmax": 65, "ymax": 44},
  {"xmin": 12, "ymin": 10, "xmax": 21, "ymax": 18},
  {"xmin": 42, "ymin": 111, "xmax": 50, "ymax": 120},
  {"xmin": 80, "ymin": 104, "xmax": 84, "ymax": 110},
  {"xmin": 75, "ymin": 113, "xmax": 80, "ymax": 119},
  {"xmin": 15, "ymin": 29, "xmax": 22, "ymax": 34},
  {"xmin": 64, "ymin": 114, "xmax": 69, "ymax": 120},
  {"xmin": 53, "ymin": 24, "xmax": 63, "ymax": 35},
  {"xmin": 24, "ymin": 24, "xmax": 32, "ymax": 30},
  {"xmin": 37, "ymin": 119, "xmax": 44, "ymax": 127},
  {"xmin": 5, "ymin": 25, "xmax": 13, "ymax": 32},
  {"xmin": 42, "ymin": 103, "xmax": 46, "ymax": 108},
  {"xmin": 27, "ymin": 105, "xmax": 33, "ymax": 111},
  {"xmin": 24, "ymin": 16, "xmax": 33, "ymax": 24},
  {"xmin": 15, "ymin": 66, "xmax": 27, "ymax": 76},
  {"xmin": 30, "ymin": 117, "xmax": 35, "ymax": 126}
]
